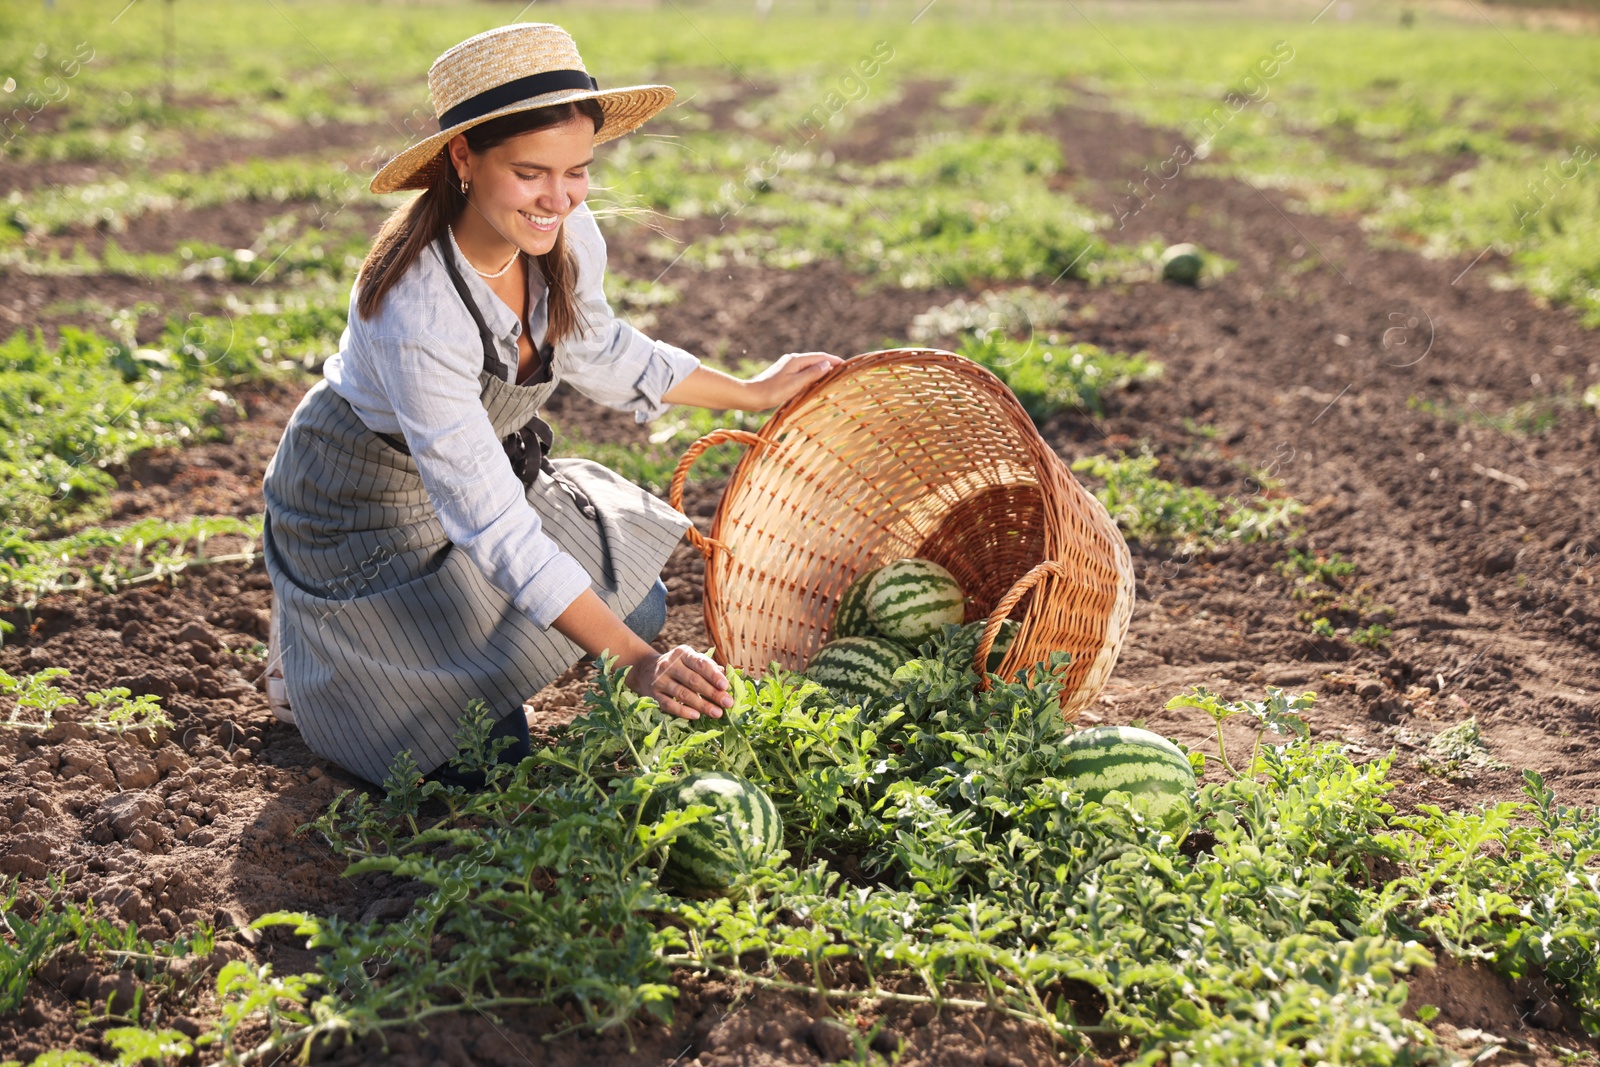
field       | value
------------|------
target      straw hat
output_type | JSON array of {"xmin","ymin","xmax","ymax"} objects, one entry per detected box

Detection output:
[{"xmin": 370, "ymin": 23, "xmax": 675, "ymax": 194}]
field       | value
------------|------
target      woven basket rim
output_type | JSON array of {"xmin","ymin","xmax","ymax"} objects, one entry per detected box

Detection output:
[{"xmin": 709, "ymin": 346, "xmax": 1070, "ymax": 550}]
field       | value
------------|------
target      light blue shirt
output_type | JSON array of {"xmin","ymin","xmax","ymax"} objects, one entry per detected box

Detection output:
[{"xmin": 321, "ymin": 201, "xmax": 701, "ymax": 628}]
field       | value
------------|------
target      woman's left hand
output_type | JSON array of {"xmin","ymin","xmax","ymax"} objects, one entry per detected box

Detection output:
[{"xmin": 743, "ymin": 351, "xmax": 844, "ymax": 410}]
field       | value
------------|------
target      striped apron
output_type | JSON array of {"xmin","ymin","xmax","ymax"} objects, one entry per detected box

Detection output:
[{"xmin": 261, "ymin": 239, "xmax": 691, "ymax": 784}]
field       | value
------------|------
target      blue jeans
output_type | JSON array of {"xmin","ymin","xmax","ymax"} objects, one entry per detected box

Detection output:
[{"xmin": 426, "ymin": 578, "xmax": 668, "ymax": 792}]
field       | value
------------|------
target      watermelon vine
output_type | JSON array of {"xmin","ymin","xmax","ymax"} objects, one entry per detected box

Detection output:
[{"xmin": 184, "ymin": 623, "xmax": 1600, "ymax": 1066}]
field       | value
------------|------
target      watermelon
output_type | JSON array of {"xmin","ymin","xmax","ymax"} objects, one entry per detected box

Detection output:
[
  {"xmin": 1060, "ymin": 725, "xmax": 1196, "ymax": 831},
  {"xmin": 831, "ymin": 566, "xmax": 883, "ymax": 639},
  {"xmin": 961, "ymin": 618, "xmax": 1020, "ymax": 674},
  {"xmin": 649, "ymin": 771, "xmax": 783, "ymax": 894},
  {"xmin": 805, "ymin": 635, "xmax": 912, "ymax": 710},
  {"xmin": 1160, "ymin": 243, "xmax": 1203, "ymax": 285},
  {"xmin": 865, "ymin": 559, "xmax": 966, "ymax": 646}
]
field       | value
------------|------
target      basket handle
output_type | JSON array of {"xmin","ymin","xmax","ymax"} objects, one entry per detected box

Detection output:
[
  {"xmin": 974, "ymin": 560, "xmax": 1067, "ymax": 688},
  {"xmin": 669, "ymin": 429, "xmax": 767, "ymax": 558}
]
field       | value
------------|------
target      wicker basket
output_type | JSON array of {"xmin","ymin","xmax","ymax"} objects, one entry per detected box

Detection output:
[{"xmin": 668, "ymin": 348, "xmax": 1134, "ymax": 720}]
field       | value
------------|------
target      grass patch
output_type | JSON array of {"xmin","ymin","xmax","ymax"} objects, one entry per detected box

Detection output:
[
  {"xmin": 0, "ymin": 326, "xmax": 237, "ymax": 534},
  {"xmin": 1045, "ymin": 23, "xmax": 1600, "ymax": 322}
]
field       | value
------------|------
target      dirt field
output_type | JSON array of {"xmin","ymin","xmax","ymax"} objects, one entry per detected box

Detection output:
[{"xmin": 2, "ymin": 83, "xmax": 1597, "ymax": 1065}]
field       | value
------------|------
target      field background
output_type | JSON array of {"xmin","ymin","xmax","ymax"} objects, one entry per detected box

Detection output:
[{"xmin": 1, "ymin": 0, "xmax": 1599, "ymax": 1064}]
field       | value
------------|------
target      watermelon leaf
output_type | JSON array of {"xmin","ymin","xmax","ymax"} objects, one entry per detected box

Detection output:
[{"xmin": 1248, "ymin": 687, "xmax": 1315, "ymax": 741}]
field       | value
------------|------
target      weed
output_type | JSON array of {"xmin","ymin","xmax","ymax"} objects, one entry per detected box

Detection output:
[
  {"xmin": 1276, "ymin": 547, "xmax": 1396, "ymax": 641},
  {"xmin": 1, "ymin": 875, "xmax": 214, "ymax": 1028}
]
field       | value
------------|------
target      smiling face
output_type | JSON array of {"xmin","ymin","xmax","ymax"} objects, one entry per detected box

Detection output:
[{"xmin": 447, "ymin": 113, "xmax": 596, "ymax": 259}]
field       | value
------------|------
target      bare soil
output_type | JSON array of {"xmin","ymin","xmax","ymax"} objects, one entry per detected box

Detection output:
[{"xmin": 3, "ymin": 84, "xmax": 1598, "ymax": 1066}]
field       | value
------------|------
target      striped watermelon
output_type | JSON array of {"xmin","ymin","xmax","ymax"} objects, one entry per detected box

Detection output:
[
  {"xmin": 831, "ymin": 566, "xmax": 883, "ymax": 639},
  {"xmin": 650, "ymin": 771, "xmax": 783, "ymax": 894},
  {"xmin": 805, "ymin": 635, "xmax": 912, "ymax": 710},
  {"xmin": 1060, "ymin": 726, "xmax": 1196, "ymax": 831},
  {"xmin": 865, "ymin": 559, "xmax": 966, "ymax": 646},
  {"xmin": 960, "ymin": 618, "xmax": 1020, "ymax": 674}
]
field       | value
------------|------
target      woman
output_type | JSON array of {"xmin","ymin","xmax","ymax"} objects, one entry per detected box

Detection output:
[{"xmin": 261, "ymin": 23, "xmax": 841, "ymax": 787}]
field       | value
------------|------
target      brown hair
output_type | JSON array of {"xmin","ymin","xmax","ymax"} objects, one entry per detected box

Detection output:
[{"xmin": 356, "ymin": 98, "xmax": 606, "ymax": 349}]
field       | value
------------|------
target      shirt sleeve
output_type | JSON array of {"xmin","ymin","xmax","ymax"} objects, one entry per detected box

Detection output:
[
  {"xmin": 554, "ymin": 203, "xmax": 701, "ymax": 423},
  {"xmin": 368, "ymin": 326, "xmax": 593, "ymax": 629}
]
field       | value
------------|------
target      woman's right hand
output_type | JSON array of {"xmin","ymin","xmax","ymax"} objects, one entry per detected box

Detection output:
[{"xmin": 624, "ymin": 644, "xmax": 732, "ymax": 720}]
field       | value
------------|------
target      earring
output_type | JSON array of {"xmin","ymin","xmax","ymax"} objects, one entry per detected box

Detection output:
[{"xmin": 460, "ymin": 178, "xmax": 469, "ymax": 195}]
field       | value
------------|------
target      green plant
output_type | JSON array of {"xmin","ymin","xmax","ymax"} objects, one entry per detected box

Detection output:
[
  {"xmin": 613, "ymin": 129, "xmax": 1134, "ymax": 290},
  {"xmin": 21, "ymin": 630, "xmax": 1600, "ymax": 1063},
  {"xmin": 2, "ymin": 157, "xmax": 369, "ymax": 239},
  {"xmin": 1351, "ymin": 623, "xmax": 1393, "ymax": 650},
  {"xmin": 0, "ymin": 515, "xmax": 264, "ymax": 614},
  {"xmin": 1406, "ymin": 394, "xmax": 1574, "ymax": 437},
  {"xmin": 1, "ymin": 669, "xmax": 172, "ymax": 736},
  {"xmin": 957, "ymin": 332, "xmax": 1161, "ymax": 420},
  {"xmin": 0, "ymin": 303, "xmax": 334, "ymax": 537},
  {"xmin": 82, "ymin": 688, "xmax": 174, "ymax": 737},
  {"xmin": 1416, "ymin": 717, "xmax": 1507, "ymax": 780},
  {"xmin": 1165, "ymin": 685, "xmax": 1312, "ymax": 777},
  {"xmin": 1276, "ymin": 547, "xmax": 1358, "ymax": 586},
  {"xmin": 1071, "ymin": 449, "xmax": 1301, "ymax": 551},
  {"xmin": 0, "ymin": 876, "xmax": 216, "ymax": 1034},
  {"xmin": 0, "ymin": 879, "xmax": 77, "ymax": 1015},
  {"xmin": 0, "ymin": 667, "xmax": 77, "ymax": 731}
]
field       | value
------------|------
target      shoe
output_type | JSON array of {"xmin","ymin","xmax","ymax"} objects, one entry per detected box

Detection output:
[{"xmin": 266, "ymin": 600, "xmax": 295, "ymax": 725}]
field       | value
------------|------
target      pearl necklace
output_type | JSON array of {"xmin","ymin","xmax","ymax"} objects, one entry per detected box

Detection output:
[{"xmin": 447, "ymin": 224, "xmax": 520, "ymax": 279}]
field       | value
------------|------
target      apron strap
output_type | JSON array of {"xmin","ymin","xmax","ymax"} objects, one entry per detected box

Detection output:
[
  {"xmin": 369, "ymin": 238, "xmax": 604, "ymax": 531},
  {"xmin": 435, "ymin": 233, "xmax": 524, "ymax": 381}
]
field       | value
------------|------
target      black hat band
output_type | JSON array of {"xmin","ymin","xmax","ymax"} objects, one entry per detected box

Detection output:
[{"xmin": 438, "ymin": 69, "xmax": 600, "ymax": 131}]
